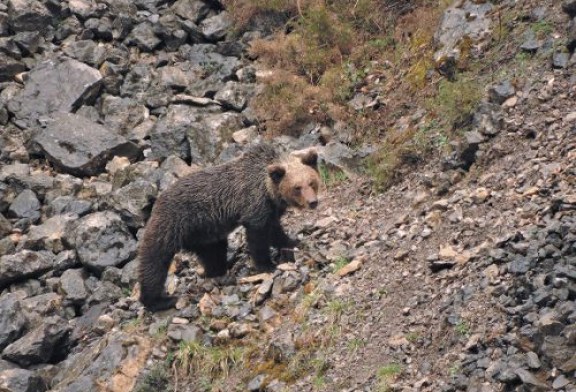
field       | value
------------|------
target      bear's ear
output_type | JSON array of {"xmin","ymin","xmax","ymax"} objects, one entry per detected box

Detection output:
[
  {"xmin": 267, "ymin": 164, "xmax": 286, "ymax": 184},
  {"xmin": 292, "ymin": 148, "xmax": 318, "ymax": 168}
]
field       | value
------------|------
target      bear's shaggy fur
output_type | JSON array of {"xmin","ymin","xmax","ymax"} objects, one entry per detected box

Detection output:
[{"xmin": 138, "ymin": 143, "xmax": 320, "ymax": 311}]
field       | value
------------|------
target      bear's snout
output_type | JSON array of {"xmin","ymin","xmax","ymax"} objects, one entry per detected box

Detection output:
[{"xmin": 309, "ymin": 200, "xmax": 318, "ymax": 209}]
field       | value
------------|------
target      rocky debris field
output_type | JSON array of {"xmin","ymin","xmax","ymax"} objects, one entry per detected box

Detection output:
[{"xmin": 0, "ymin": 0, "xmax": 576, "ymax": 391}]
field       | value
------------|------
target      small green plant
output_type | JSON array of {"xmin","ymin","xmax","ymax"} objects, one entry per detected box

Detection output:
[
  {"xmin": 405, "ymin": 332, "xmax": 420, "ymax": 343},
  {"xmin": 331, "ymin": 256, "xmax": 351, "ymax": 273},
  {"xmin": 133, "ymin": 363, "xmax": 170, "ymax": 392},
  {"xmin": 325, "ymin": 299, "xmax": 349, "ymax": 320},
  {"xmin": 531, "ymin": 20, "xmax": 553, "ymax": 37},
  {"xmin": 377, "ymin": 363, "xmax": 402, "ymax": 391},
  {"xmin": 319, "ymin": 162, "xmax": 348, "ymax": 188},
  {"xmin": 347, "ymin": 337, "xmax": 366, "ymax": 353},
  {"xmin": 173, "ymin": 341, "xmax": 245, "ymax": 381},
  {"xmin": 151, "ymin": 320, "xmax": 169, "ymax": 339},
  {"xmin": 448, "ymin": 363, "xmax": 461, "ymax": 378},
  {"xmin": 426, "ymin": 77, "xmax": 482, "ymax": 132},
  {"xmin": 454, "ymin": 321, "xmax": 470, "ymax": 337}
]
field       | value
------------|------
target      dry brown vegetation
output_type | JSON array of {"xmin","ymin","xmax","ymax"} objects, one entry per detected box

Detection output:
[{"xmin": 222, "ymin": 0, "xmax": 483, "ymax": 190}]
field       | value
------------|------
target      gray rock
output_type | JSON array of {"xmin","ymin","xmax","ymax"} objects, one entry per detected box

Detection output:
[
  {"xmin": 179, "ymin": 44, "xmax": 242, "ymax": 96},
  {"xmin": 214, "ymin": 81, "xmax": 252, "ymax": 111},
  {"xmin": 187, "ymin": 112, "xmax": 246, "ymax": 164},
  {"xmin": 53, "ymin": 15, "xmax": 82, "ymax": 43},
  {"xmin": 509, "ymin": 257, "xmax": 531, "ymax": 274},
  {"xmin": 0, "ymin": 293, "xmax": 27, "ymax": 351},
  {"xmin": 127, "ymin": 22, "xmax": 161, "ymax": 52},
  {"xmin": 5, "ymin": 172, "xmax": 54, "ymax": 200},
  {"xmin": 514, "ymin": 368, "xmax": 548, "ymax": 390},
  {"xmin": 156, "ymin": 65, "xmax": 190, "ymax": 91},
  {"xmin": 7, "ymin": 189, "xmax": 40, "ymax": 221},
  {"xmin": 120, "ymin": 64, "xmax": 153, "ymax": 101},
  {"xmin": 60, "ymin": 268, "xmax": 89, "ymax": 303},
  {"xmin": 248, "ymin": 374, "xmax": 265, "ymax": 391},
  {"xmin": 2, "ymin": 316, "xmax": 71, "ymax": 367},
  {"xmin": 22, "ymin": 214, "xmax": 76, "ymax": 253},
  {"xmin": 0, "ymin": 359, "xmax": 17, "ymax": 371},
  {"xmin": 171, "ymin": 0, "xmax": 211, "ymax": 24},
  {"xmin": 85, "ymin": 280, "xmax": 122, "ymax": 308},
  {"xmin": 33, "ymin": 112, "xmax": 139, "ymax": 177},
  {"xmin": 54, "ymin": 250, "xmax": 81, "ymax": 272},
  {"xmin": 7, "ymin": 0, "xmax": 52, "ymax": 33},
  {"xmin": 120, "ymin": 259, "xmax": 139, "ymax": 287},
  {"xmin": 149, "ymin": 104, "xmax": 201, "ymax": 161},
  {"xmin": 167, "ymin": 324, "xmax": 203, "ymax": 342},
  {"xmin": 0, "ymin": 12, "xmax": 8, "ymax": 36},
  {"xmin": 0, "ymin": 237, "xmax": 16, "ymax": 257},
  {"xmin": 12, "ymin": 31, "xmax": 42, "ymax": 56},
  {"xmin": 45, "ymin": 196, "xmax": 92, "ymax": 218},
  {"xmin": 84, "ymin": 17, "xmax": 114, "ymax": 41},
  {"xmin": 0, "ymin": 213, "xmax": 11, "ymax": 236},
  {"xmin": 21, "ymin": 293, "xmax": 63, "ymax": 320},
  {"xmin": 526, "ymin": 351, "xmax": 541, "ymax": 369},
  {"xmin": 7, "ymin": 59, "xmax": 102, "ymax": 128},
  {"xmin": 62, "ymin": 40, "xmax": 108, "ymax": 68},
  {"xmin": 553, "ymin": 374, "xmax": 570, "ymax": 389},
  {"xmin": 106, "ymin": 179, "xmax": 157, "ymax": 229},
  {"xmin": 434, "ymin": 1, "xmax": 492, "ymax": 62},
  {"xmin": 70, "ymin": 211, "xmax": 137, "ymax": 273},
  {"xmin": 553, "ymin": 52, "xmax": 570, "ymax": 69},
  {"xmin": 348, "ymin": 93, "xmax": 379, "ymax": 111},
  {"xmin": 50, "ymin": 331, "xmax": 149, "ymax": 391},
  {"xmin": 487, "ymin": 80, "xmax": 515, "ymax": 105},
  {"xmin": 520, "ymin": 32, "xmax": 540, "ymax": 53},
  {"xmin": 69, "ymin": 0, "xmax": 102, "ymax": 20},
  {"xmin": 0, "ymin": 250, "xmax": 54, "ymax": 290},
  {"xmin": 0, "ymin": 368, "xmax": 46, "ymax": 392},
  {"xmin": 201, "ymin": 11, "xmax": 232, "ymax": 42},
  {"xmin": 0, "ymin": 53, "xmax": 26, "ymax": 82},
  {"xmin": 101, "ymin": 95, "xmax": 148, "ymax": 135},
  {"xmin": 266, "ymin": 333, "xmax": 296, "ymax": 363}
]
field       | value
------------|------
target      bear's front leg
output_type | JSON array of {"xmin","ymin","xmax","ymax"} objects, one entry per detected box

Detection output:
[
  {"xmin": 269, "ymin": 219, "xmax": 299, "ymax": 262},
  {"xmin": 245, "ymin": 226, "xmax": 275, "ymax": 272}
]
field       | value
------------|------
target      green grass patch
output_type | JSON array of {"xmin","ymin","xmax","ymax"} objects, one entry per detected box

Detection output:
[
  {"xmin": 331, "ymin": 256, "xmax": 351, "ymax": 273},
  {"xmin": 173, "ymin": 341, "xmax": 245, "ymax": 382},
  {"xmin": 454, "ymin": 321, "xmax": 470, "ymax": 337},
  {"xmin": 377, "ymin": 363, "xmax": 402, "ymax": 391}
]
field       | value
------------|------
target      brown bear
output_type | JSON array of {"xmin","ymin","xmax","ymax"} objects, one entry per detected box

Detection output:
[{"xmin": 138, "ymin": 143, "xmax": 320, "ymax": 311}]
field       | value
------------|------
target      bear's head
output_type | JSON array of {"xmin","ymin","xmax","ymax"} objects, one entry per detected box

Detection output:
[{"xmin": 267, "ymin": 148, "xmax": 320, "ymax": 209}]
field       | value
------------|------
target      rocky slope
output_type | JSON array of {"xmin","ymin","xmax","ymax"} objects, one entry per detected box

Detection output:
[{"xmin": 0, "ymin": 0, "xmax": 575, "ymax": 392}]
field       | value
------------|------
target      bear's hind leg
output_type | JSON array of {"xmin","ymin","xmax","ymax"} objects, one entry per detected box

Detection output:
[
  {"xmin": 139, "ymin": 247, "xmax": 177, "ymax": 312},
  {"xmin": 195, "ymin": 240, "xmax": 229, "ymax": 278}
]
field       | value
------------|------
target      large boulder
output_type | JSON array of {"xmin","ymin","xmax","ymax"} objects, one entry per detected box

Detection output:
[
  {"xmin": 7, "ymin": 0, "xmax": 53, "ymax": 33},
  {"xmin": 67, "ymin": 211, "xmax": 137, "ymax": 273},
  {"xmin": 0, "ymin": 250, "xmax": 54, "ymax": 290},
  {"xmin": 7, "ymin": 59, "xmax": 102, "ymax": 127},
  {"xmin": 50, "ymin": 332, "xmax": 151, "ymax": 392},
  {"xmin": 2, "ymin": 316, "xmax": 72, "ymax": 367},
  {"xmin": 0, "ymin": 293, "xmax": 27, "ymax": 351},
  {"xmin": 0, "ymin": 368, "xmax": 46, "ymax": 392},
  {"xmin": 33, "ymin": 112, "xmax": 139, "ymax": 177}
]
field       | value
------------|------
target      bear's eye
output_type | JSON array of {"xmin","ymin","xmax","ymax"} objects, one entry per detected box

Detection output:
[{"xmin": 294, "ymin": 186, "xmax": 302, "ymax": 194}]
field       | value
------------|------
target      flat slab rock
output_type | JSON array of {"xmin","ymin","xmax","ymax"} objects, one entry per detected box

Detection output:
[
  {"xmin": 33, "ymin": 112, "xmax": 139, "ymax": 177},
  {"xmin": 7, "ymin": 58, "xmax": 102, "ymax": 128}
]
